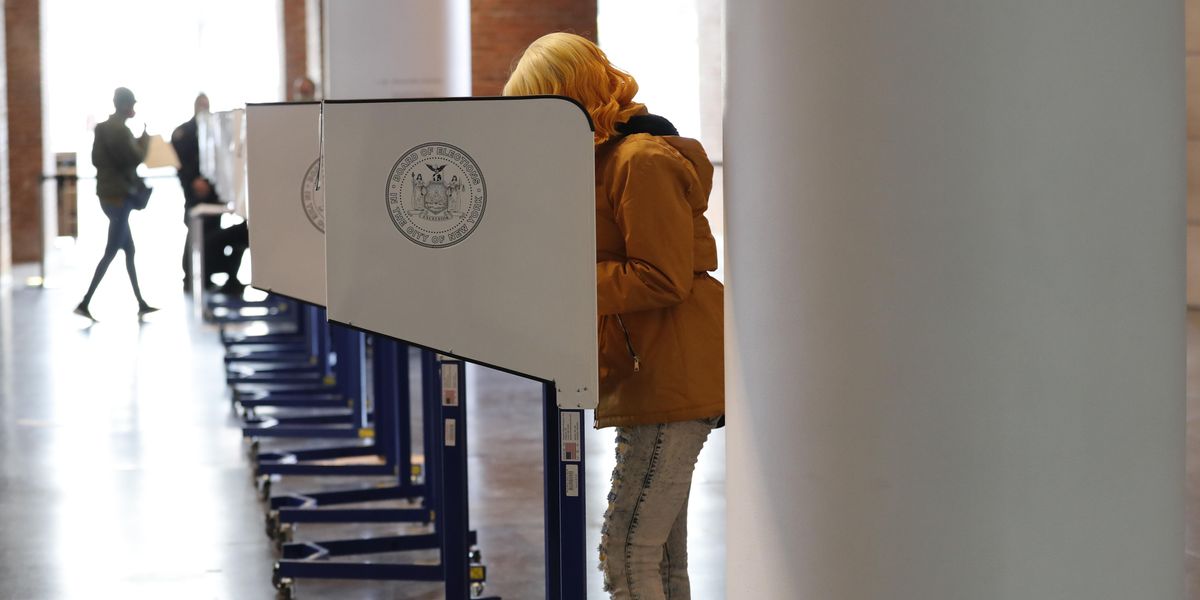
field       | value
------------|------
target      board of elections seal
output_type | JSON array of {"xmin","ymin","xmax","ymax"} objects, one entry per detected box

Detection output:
[
  {"xmin": 385, "ymin": 142, "xmax": 486, "ymax": 248},
  {"xmin": 300, "ymin": 158, "xmax": 324, "ymax": 233}
]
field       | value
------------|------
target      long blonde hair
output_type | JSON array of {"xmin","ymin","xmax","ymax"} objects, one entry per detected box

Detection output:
[{"xmin": 503, "ymin": 33, "xmax": 645, "ymax": 144}]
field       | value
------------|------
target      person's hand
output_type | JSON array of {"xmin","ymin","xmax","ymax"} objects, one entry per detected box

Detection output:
[{"xmin": 192, "ymin": 177, "xmax": 212, "ymax": 199}]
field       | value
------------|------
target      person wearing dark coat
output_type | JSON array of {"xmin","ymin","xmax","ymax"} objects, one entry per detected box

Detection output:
[
  {"xmin": 171, "ymin": 93, "xmax": 222, "ymax": 290},
  {"xmin": 75, "ymin": 87, "xmax": 158, "ymax": 321}
]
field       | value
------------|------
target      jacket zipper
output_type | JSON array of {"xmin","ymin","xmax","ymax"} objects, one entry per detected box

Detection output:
[{"xmin": 614, "ymin": 314, "xmax": 641, "ymax": 373}]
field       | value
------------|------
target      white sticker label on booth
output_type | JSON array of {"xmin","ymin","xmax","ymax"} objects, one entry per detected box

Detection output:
[
  {"xmin": 445, "ymin": 418, "xmax": 457, "ymax": 447},
  {"xmin": 565, "ymin": 464, "xmax": 580, "ymax": 497},
  {"xmin": 561, "ymin": 412, "xmax": 581, "ymax": 462},
  {"xmin": 441, "ymin": 364, "xmax": 460, "ymax": 406}
]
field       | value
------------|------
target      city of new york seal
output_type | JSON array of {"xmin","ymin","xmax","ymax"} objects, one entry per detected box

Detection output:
[
  {"xmin": 300, "ymin": 158, "xmax": 324, "ymax": 233},
  {"xmin": 385, "ymin": 142, "xmax": 486, "ymax": 248}
]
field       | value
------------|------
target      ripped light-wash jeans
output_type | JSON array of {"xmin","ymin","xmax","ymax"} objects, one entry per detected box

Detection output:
[{"xmin": 599, "ymin": 418, "xmax": 717, "ymax": 600}]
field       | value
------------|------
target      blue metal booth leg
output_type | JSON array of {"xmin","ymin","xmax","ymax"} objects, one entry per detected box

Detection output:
[
  {"xmin": 543, "ymin": 384, "xmax": 587, "ymax": 600},
  {"xmin": 437, "ymin": 355, "xmax": 472, "ymax": 600}
]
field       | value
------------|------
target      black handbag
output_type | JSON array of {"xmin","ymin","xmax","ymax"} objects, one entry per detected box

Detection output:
[{"xmin": 127, "ymin": 179, "xmax": 153, "ymax": 210}]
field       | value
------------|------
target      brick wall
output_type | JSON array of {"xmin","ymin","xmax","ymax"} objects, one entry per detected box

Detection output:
[
  {"xmin": 5, "ymin": 0, "xmax": 40, "ymax": 265},
  {"xmin": 0, "ymin": 0, "xmax": 8, "ymax": 278},
  {"xmin": 283, "ymin": 0, "xmax": 308, "ymax": 100},
  {"xmin": 471, "ymin": 0, "xmax": 597, "ymax": 97},
  {"xmin": 1187, "ymin": 0, "xmax": 1200, "ymax": 304}
]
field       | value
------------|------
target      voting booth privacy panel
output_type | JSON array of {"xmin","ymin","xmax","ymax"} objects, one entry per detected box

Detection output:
[
  {"xmin": 323, "ymin": 98, "xmax": 598, "ymax": 409},
  {"xmin": 245, "ymin": 103, "xmax": 326, "ymax": 306}
]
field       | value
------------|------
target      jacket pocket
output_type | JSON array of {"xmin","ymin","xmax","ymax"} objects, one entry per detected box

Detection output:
[
  {"xmin": 614, "ymin": 314, "xmax": 641, "ymax": 373},
  {"xmin": 598, "ymin": 315, "xmax": 636, "ymax": 386}
]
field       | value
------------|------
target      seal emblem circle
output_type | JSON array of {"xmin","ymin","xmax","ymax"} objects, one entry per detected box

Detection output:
[
  {"xmin": 300, "ymin": 158, "xmax": 324, "ymax": 233},
  {"xmin": 385, "ymin": 142, "xmax": 486, "ymax": 249}
]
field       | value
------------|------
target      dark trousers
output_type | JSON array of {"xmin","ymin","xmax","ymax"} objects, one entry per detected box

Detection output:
[
  {"xmin": 206, "ymin": 222, "xmax": 249, "ymax": 285},
  {"xmin": 182, "ymin": 212, "xmax": 221, "ymax": 287},
  {"xmin": 83, "ymin": 199, "xmax": 145, "ymax": 305}
]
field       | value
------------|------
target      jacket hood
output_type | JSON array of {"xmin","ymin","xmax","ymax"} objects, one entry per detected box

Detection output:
[
  {"xmin": 616, "ymin": 113, "xmax": 715, "ymax": 213},
  {"xmin": 660, "ymin": 135, "xmax": 714, "ymax": 213}
]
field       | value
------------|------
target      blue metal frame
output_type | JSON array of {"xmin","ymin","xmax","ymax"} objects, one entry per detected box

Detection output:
[
  {"xmin": 208, "ymin": 296, "xmax": 293, "ymax": 324},
  {"xmin": 222, "ymin": 305, "xmax": 338, "ymax": 425},
  {"xmin": 205, "ymin": 286, "xmax": 295, "ymax": 322},
  {"xmin": 542, "ymin": 385, "xmax": 588, "ymax": 600},
  {"xmin": 270, "ymin": 352, "xmax": 497, "ymax": 599},
  {"xmin": 254, "ymin": 338, "xmax": 410, "ymax": 479},
  {"xmin": 224, "ymin": 347, "xmax": 311, "ymax": 364},
  {"xmin": 240, "ymin": 325, "xmax": 367, "ymax": 439},
  {"xmin": 232, "ymin": 383, "xmax": 341, "ymax": 399},
  {"xmin": 438, "ymin": 355, "xmax": 471, "ymax": 600},
  {"xmin": 281, "ymin": 532, "xmax": 456, "ymax": 559},
  {"xmin": 219, "ymin": 300, "xmax": 306, "ymax": 345},
  {"xmin": 231, "ymin": 305, "xmax": 586, "ymax": 597},
  {"xmin": 266, "ymin": 347, "xmax": 434, "ymax": 526},
  {"xmin": 226, "ymin": 321, "xmax": 327, "ymax": 383},
  {"xmin": 256, "ymin": 443, "xmax": 380, "ymax": 465},
  {"xmin": 227, "ymin": 305, "xmax": 333, "ymax": 395},
  {"xmin": 269, "ymin": 484, "xmax": 421, "ymax": 509},
  {"xmin": 279, "ymin": 507, "xmax": 430, "ymax": 524},
  {"xmin": 222, "ymin": 332, "xmax": 305, "ymax": 347},
  {"xmin": 237, "ymin": 393, "xmax": 346, "ymax": 410}
]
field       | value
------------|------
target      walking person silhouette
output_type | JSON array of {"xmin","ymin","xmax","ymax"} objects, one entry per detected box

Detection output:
[{"xmin": 75, "ymin": 87, "xmax": 158, "ymax": 321}]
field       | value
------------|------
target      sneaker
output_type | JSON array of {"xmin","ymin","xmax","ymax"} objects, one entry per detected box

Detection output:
[
  {"xmin": 73, "ymin": 302, "xmax": 96, "ymax": 322},
  {"xmin": 137, "ymin": 304, "xmax": 160, "ymax": 317}
]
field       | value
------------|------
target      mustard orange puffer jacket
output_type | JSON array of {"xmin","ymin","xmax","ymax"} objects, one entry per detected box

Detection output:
[{"xmin": 593, "ymin": 132, "xmax": 724, "ymax": 428}]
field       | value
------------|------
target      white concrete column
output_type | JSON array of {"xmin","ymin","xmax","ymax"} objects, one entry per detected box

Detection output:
[
  {"xmin": 724, "ymin": 2, "xmax": 1185, "ymax": 599},
  {"xmin": 322, "ymin": 0, "xmax": 470, "ymax": 99},
  {"xmin": 304, "ymin": 0, "xmax": 322, "ymax": 85}
]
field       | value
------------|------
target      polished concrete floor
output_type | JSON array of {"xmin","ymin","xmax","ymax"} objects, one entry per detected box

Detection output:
[{"xmin": 0, "ymin": 193, "xmax": 725, "ymax": 598}]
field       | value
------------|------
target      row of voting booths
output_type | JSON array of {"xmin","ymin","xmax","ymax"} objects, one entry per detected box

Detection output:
[{"xmin": 199, "ymin": 97, "xmax": 597, "ymax": 599}]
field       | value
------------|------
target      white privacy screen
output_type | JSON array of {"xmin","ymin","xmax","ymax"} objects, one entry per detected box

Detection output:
[
  {"xmin": 199, "ymin": 109, "xmax": 249, "ymax": 218},
  {"xmin": 323, "ymin": 97, "xmax": 597, "ymax": 408},
  {"xmin": 245, "ymin": 103, "xmax": 326, "ymax": 306}
]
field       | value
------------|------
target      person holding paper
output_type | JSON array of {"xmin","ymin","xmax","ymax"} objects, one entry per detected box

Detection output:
[
  {"xmin": 75, "ymin": 87, "xmax": 158, "ymax": 321},
  {"xmin": 506, "ymin": 33, "xmax": 724, "ymax": 600}
]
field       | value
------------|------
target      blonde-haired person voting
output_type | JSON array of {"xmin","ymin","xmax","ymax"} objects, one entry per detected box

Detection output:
[{"xmin": 505, "ymin": 33, "xmax": 724, "ymax": 599}]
